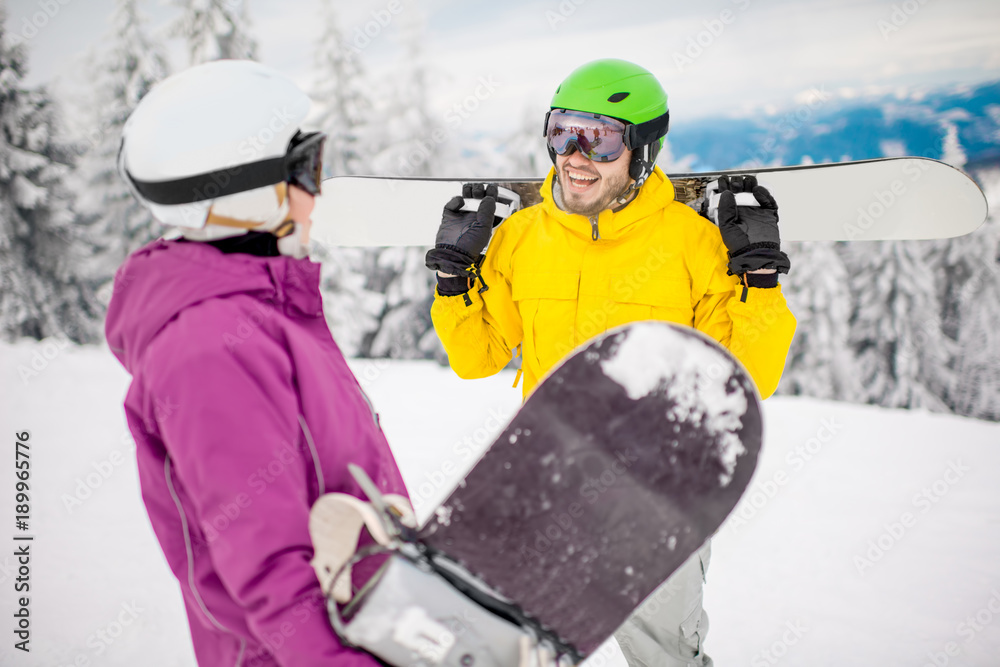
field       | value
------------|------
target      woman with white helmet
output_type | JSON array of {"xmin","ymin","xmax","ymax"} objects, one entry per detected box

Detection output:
[{"xmin": 106, "ymin": 59, "xmax": 407, "ymax": 666}]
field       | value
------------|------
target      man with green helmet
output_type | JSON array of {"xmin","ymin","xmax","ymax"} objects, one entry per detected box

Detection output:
[{"xmin": 426, "ymin": 59, "xmax": 796, "ymax": 666}]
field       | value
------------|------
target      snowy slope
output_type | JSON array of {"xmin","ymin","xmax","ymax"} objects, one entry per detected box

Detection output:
[
  {"xmin": 1, "ymin": 340, "xmax": 998, "ymax": 666},
  {"xmin": 705, "ymin": 398, "xmax": 1000, "ymax": 667}
]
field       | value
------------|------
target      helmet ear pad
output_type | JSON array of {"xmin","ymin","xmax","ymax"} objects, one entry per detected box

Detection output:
[
  {"xmin": 628, "ymin": 148, "xmax": 644, "ymax": 181},
  {"xmin": 628, "ymin": 140, "xmax": 661, "ymax": 183}
]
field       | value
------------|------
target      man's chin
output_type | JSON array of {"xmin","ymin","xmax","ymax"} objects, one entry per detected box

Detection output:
[
  {"xmin": 558, "ymin": 178, "xmax": 602, "ymax": 216},
  {"xmin": 564, "ymin": 202, "xmax": 597, "ymax": 217},
  {"xmin": 563, "ymin": 191, "xmax": 609, "ymax": 217}
]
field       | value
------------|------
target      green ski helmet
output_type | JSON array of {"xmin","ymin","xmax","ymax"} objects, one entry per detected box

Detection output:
[{"xmin": 546, "ymin": 59, "xmax": 670, "ymax": 188}]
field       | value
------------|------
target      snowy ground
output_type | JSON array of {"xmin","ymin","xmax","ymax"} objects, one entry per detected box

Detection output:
[{"xmin": 1, "ymin": 339, "xmax": 999, "ymax": 666}]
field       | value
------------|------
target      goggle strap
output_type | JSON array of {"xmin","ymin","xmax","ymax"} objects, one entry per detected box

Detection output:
[
  {"xmin": 626, "ymin": 111, "xmax": 670, "ymax": 150},
  {"xmin": 127, "ymin": 156, "xmax": 287, "ymax": 206}
]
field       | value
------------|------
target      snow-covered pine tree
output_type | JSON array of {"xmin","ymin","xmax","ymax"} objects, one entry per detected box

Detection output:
[
  {"xmin": 907, "ymin": 119, "xmax": 1000, "ymax": 420},
  {"xmin": 843, "ymin": 239, "xmax": 955, "ymax": 412},
  {"xmin": 360, "ymin": 9, "xmax": 440, "ymax": 360},
  {"xmin": 777, "ymin": 241, "xmax": 861, "ymax": 401},
  {"xmin": 363, "ymin": 246, "xmax": 438, "ymax": 360},
  {"xmin": 840, "ymin": 110, "xmax": 969, "ymax": 411},
  {"xmin": 312, "ymin": 0, "xmax": 373, "ymax": 178},
  {"xmin": 73, "ymin": 0, "xmax": 168, "ymax": 288},
  {"xmin": 308, "ymin": 2, "xmax": 387, "ymax": 356},
  {"xmin": 308, "ymin": 241, "xmax": 382, "ymax": 357},
  {"xmin": 369, "ymin": 9, "xmax": 438, "ymax": 179},
  {"xmin": 0, "ymin": 15, "xmax": 100, "ymax": 342},
  {"xmin": 946, "ymin": 168, "xmax": 1000, "ymax": 420},
  {"xmin": 170, "ymin": 0, "xmax": 258, "ymax": 65},
  {"xmin": 349, "ymin": 242, "xmax": 439, "ymax": 361},
  {"xmin": 928, "ymin": 121, "xmax": 972, "ymax": 346}
]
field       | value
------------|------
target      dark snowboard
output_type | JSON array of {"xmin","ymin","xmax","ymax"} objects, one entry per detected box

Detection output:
[{"xmin": 417, "ymin": 321, "xmax": 762, "ymax": 657}]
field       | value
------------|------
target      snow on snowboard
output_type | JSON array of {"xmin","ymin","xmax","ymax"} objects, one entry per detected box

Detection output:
[
  {"xmin": 310, "ymin": 157, "xmax": 988, "ymax": 248},
  {"xmin": 309, "ymin": 321, "xmax": 762, "ymax": 665}
]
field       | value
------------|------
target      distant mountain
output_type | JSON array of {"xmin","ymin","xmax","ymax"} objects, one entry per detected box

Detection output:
[{"xmin": 668, "ymin": 80, "xmax": 1000, "ymax": 172}]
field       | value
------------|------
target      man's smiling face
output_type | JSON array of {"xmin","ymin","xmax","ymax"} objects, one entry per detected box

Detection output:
[{"xmin": 555, "ymin": 147, "xmax": 633, "ymax": 217}]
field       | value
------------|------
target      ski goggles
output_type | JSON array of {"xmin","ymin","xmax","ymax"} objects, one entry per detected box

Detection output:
[
  {"xmin": 285, "ymin": 130, "xmax": 327, "ymax": 196},
  {"xmin": 121, "ymin": 129, "xmax": 328, "ymax": 207},
  {"xmin": 544, "ymin": 109, "xmax": 629, "ymax": 162}
]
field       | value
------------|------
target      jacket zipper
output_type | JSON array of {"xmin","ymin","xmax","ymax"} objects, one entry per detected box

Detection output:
[{"xmin": 590, "ymin": 215, "xmax": 599, "ymax": 241}]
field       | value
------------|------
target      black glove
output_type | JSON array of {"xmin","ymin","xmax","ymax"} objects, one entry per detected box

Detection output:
[
  {"xmin": 425, "ymin": 183, "xmax": 499, "ymax": 278},
  {"xmin": 703, "ymin": 175, "xmax": 790, "ymax": 277}
]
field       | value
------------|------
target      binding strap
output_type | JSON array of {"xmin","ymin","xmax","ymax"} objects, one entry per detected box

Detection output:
[{"xmin": 309, "ymin": 492, "xmax": 415, "ymax": 603}]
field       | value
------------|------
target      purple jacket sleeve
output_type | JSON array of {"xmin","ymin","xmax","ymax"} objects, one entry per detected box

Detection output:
[{"xmin": 146, "ymin": 309, "xmax": 381, "ymax": 667}]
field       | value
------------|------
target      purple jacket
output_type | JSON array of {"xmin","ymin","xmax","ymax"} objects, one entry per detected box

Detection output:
[{"xmin": 106, "ymin": 239, "xmax": 407, "ymax": 666}]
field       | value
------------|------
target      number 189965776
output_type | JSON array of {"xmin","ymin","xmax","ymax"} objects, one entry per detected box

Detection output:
[{"xmin": 14, "ymin": 432, "xmax": 30, "ymax": 531}]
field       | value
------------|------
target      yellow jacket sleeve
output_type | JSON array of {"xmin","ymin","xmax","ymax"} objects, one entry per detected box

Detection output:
[
  {"xmin": 688, "ymin": 219, "xmax": 796, "ymax": 400},
  {"xmin": 430, "ymin": 235, "xmax": 523, "ymax": 380},
  {"xmin": 694, "ymin": 285, "xmax": 796, "ymax": 399}
]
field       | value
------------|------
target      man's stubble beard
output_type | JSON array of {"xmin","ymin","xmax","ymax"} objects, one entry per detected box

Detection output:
[{"xmin": 558, "ymin": 165, "xmax": 632, "ymax": 218}]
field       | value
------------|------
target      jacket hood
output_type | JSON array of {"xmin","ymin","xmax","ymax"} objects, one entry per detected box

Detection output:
[
  {"xmin": 105, "ymin": 239, "xmax": 322, "ymax": 373},
  {"xmin": 539, "ymin": 165, "xmax": 677, "ymax": 241}
]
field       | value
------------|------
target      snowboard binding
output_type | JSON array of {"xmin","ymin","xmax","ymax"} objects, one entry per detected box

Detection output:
[{"xmin": 309, "ymin": 465, "xmax": 581, "ymax": 667}]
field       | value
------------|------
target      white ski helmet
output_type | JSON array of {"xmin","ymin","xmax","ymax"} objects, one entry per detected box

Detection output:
[{"xmin": 118, "ymin": 59, "xmax": 314, "ymax": 235}]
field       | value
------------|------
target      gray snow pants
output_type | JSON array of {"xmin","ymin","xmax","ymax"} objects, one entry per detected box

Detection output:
[{"xmin": 613, "ymin": 542, "xmax": 713, "ymax": 667}]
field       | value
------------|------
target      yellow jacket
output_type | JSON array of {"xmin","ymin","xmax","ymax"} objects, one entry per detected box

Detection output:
[{"xmin": 431, "ymin": 166, "xmax": 796, "ymax": 400}]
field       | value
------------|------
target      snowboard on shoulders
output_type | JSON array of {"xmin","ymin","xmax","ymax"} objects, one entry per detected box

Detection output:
[
  {"xmin": 309, "ymin": 321, "xmax": 762, "ymax": 664},
  {"xmin": 310, "ymin": 157, "xmax": 988, "ymax": 248}
]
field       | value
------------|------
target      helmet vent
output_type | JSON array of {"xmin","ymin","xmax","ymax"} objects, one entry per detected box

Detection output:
[{"xmin": 608, "ymin": 92, "xmax": 630, "ymax": 103}]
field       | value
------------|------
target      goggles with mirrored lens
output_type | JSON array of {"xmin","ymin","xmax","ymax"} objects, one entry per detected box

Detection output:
[
  {"xmin": 544, "ymin": 109, "xmax": 629, "ymax": 162},
  {"xmin": 286, "ymin": 131, "xmax": 327, "ymax": 196}
]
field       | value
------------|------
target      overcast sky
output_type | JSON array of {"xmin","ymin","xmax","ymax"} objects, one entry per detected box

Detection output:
[{"xmin": 5, "ymin": 0, "xmax": 1000, "ymax": 135}]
